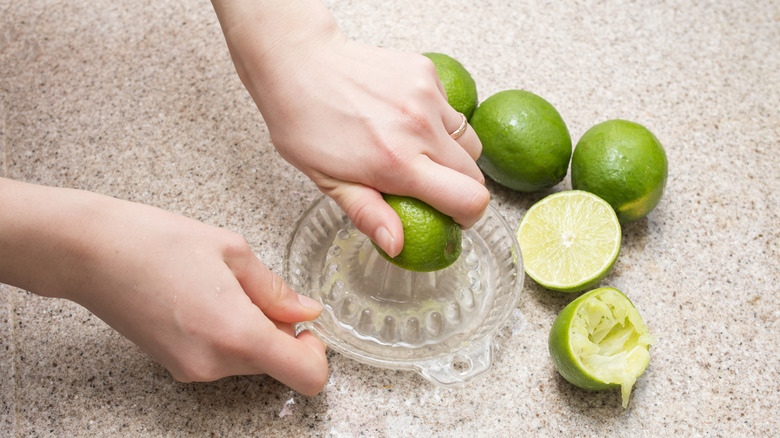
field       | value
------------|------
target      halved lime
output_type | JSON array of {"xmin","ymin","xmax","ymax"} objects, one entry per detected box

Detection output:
[
  {"xmin": 516, "ymin": 190, "xmax": 621, "ymax": 293},
  {"xmin": 548, "ymin": 287, "xmax": 655, "ymax": 408},
  {"xmin": 372, "ymin": 194, "xmax": 462, "ymax": 272}
]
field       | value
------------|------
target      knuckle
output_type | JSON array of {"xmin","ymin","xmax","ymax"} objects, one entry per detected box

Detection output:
[
  {"xmin": 172, "ymin": 357, "xmax": 222, "ymax": 383},
  {"xmin": 414, "ymin": 55, "xmax": 440, "ymax": 82},
  {"xmin": 378, "ymin": 144, "xmax": 409, "ymax": 175},
  {"xmin": 267, "ymin": 273, "xmax": 288, "ymax": 306},
  {"xmin": 363, "ymin": 137, "xmax": 412, "ymax": 186},
  {"xmin": 397, "ymin": 102, "xmax": 433, "ymax": 136},
  {"xmin": 347, "ymin": 200, "xmax": 375, "ymax": 234},
  {"xmin": 221, "ymin": 230, "xmax": 251, "ymax": 258}
]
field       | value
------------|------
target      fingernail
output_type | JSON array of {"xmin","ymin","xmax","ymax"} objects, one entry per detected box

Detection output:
[
  {"xmin": 298, "ymin": 294, "xmax": 323, "ymax": 312},
  {"xmin": 375, "ymin": 226, "xmax": 399, "ymax": 258}
]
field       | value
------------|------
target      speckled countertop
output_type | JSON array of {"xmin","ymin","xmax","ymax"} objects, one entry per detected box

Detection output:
[{"xmin": 1, "ymin": 0, "xmax": 778, "ymax": 436}]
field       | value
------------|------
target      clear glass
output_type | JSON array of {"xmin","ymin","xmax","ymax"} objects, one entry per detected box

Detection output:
[{"xmin": 284, "ymin": 196, "xmax": 523, "ymax": 387}]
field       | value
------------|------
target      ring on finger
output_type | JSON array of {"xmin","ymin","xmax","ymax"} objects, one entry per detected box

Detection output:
[{"xmin": 448, "ymin": 112, "xmax": 468, "ymax": 140}]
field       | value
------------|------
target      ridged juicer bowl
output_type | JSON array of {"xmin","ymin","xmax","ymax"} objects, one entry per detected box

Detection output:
[{"xmin": 283, "ymin": 195, "xmax": 523, "ymax": 387}]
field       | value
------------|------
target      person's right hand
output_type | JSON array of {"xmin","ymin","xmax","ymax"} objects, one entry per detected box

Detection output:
[{"xmin": 212, "ymin": 0, "xmax": 490, "ymax": 258}]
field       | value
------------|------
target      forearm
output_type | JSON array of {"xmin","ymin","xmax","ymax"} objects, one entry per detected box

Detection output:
[
  {"xmin": 0, "ymin": 177, "xmax": 106, "ymax": 300},
  {"xmin": 210, "ymin": 0, "xmax": 342, "ymax": 98},
  {"xmin": 211, "ymin": 0, "xmax": 336, "ymax": 41}
]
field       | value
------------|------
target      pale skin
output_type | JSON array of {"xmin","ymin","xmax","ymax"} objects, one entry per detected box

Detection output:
[{"xmin": 0, "ymin": 0, "xmax": 488, "ymax": 395}]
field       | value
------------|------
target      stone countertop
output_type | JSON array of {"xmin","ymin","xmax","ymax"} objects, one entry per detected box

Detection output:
[{"xmin": 1, "ymin": 0, "xmax": 778, "ymax": 436}]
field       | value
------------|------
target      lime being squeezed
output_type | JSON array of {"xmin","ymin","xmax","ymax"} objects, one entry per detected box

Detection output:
[{"xmin": 372, "ymin": 194, "xmax": 462, "ymax": 272}]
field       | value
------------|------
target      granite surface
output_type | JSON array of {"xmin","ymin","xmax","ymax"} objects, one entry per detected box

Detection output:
[{"xmin": 1, "ymin": 0, "xmax": 778, "ymax": 436}]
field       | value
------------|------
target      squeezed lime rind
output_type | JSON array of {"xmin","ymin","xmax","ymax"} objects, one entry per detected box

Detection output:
[{"xmin": 548, "ymin": 287, "xmax": 655, "ymax": 408}]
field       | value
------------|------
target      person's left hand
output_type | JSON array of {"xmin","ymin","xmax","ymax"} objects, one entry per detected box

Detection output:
[{"xmin": 0, "ymin": 180, "xmax": 329, "ymax": 395}]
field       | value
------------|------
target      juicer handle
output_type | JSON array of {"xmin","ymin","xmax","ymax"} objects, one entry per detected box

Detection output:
[{"xmin": 415, "ymin": 339, "xmax": 493, "ymax": 387}]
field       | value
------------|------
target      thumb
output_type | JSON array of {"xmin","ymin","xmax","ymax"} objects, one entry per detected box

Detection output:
[
  {"xmin": 229, "ymin": 254, "xmax": 323, "ymax": 323},
  {"xmin": 322, "ymin": 181, "xmax": 404, "ymax": 258}
]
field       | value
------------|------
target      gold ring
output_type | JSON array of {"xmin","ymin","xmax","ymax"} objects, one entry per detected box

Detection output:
[{"xmin": 449, "ymin": 112, "xmax": 468, "ymax": 140}]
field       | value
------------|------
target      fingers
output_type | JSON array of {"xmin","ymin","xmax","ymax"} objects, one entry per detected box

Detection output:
[
  {"xmin": 214, "ymin": 244, "xmax": 328, "ymax": 395},
  {"xmin": 410, "ymin": 108, "xmax": 487, "ymax": 228},
  {"xmin": 424, "ymin": 133, "xmax": 485, "ymax": 186},
  {"xmin": 270, "ymin": 329, "xmax": 328, "ymax": 396},
  {"xmin": 323, "ymin": 154, "xmax": 488, "ymax": 235},
  {"xmin": 320, "ymin": 181, "xmax": 404, "ymax": 257},
  {"xmin": 317, "ymin": 117, "xmax": 489, "ymax": 240},
  {"xmin": 425, "ymin": 69, "xmax": 482, "ymax": 163},
  {"xmin": 405, "ymin": 157, "xmax": 490, "ymax": 229},
  {"xmin": 229, "ymin": 252, "xmax": 323, "ymax": 323},
  {"xmin": 451, "ymin": 124, "xmax": 482, "ymax": 161},
  {"xmin": 250, "ymin": 319, "xmax": 329, "ymax": 396},
  {"xmin": 442, "ymin": 107, "xmax": 482, "ymax": 160}
]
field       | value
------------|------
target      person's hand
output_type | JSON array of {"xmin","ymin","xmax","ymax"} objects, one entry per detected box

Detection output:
[
  {"xmin": 0, "ymin": 179, "xmax": 328, "ymax": 395},
  {"xmin": 213, "ymin": 0, "xmax": 490, "ymax": 257}
]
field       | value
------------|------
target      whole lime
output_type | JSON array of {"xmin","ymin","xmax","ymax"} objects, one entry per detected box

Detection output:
[
  {"xmin": 571, "ymin": 119, "xmax": 668, "ymax": 224},
  {"xmin": 471, "ymin": 90, "xmax": 572, "ymax": 192},
  {"xmin": 423, "ymin": 52, "xmax": 478, "ymax": 120},
  {"xmin": 372, "ymin": 195, "xmax": 462, "ymax": 272}
]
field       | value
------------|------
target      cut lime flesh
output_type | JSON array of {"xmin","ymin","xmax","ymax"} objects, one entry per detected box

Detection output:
[
  {"xmin": 516, "ymin": 190, "xmax": 621, "ymax": 292},
  {"xmin": 550, "ymin": 287, "xmax": 655, "ymax": 407}
]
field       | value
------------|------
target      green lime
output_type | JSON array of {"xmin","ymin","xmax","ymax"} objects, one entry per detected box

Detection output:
[
  {"xmin": 372, "ymin": 194, "xmax": 462, "ymax": 272},
  {"xmin": 548, "ymin": 287, "xmax": 655, "ymax": 408},
  {"xmin": 516, "ymin": 190, "xmax": 621, "ymax": 293},
  {"xmin": 471, "ymin": 90, "xmax": 572, "ymax": 192},
  {"xmin": 571, "ymin": 119, "xmax": 668, "ymax": 224},
  {"xmin": 423, "ymin": 52, "xmax": 478, "ymax": 120}
]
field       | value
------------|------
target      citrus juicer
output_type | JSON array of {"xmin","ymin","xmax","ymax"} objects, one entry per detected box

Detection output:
[{"xmin": 284, "ymin": 195, "xmax": 523, "ymax": 387}]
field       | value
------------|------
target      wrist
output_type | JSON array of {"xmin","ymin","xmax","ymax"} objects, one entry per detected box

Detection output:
[
  {"xmin": 211, "ymin": 0, "xmax": 344, "ymax": 100},
  {"xmin": 0, "ymin": 178, "xmax": 107, "ymax": 300}
]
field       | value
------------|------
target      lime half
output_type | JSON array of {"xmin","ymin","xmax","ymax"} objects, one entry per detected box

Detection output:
[
  {"xmin": 372, "ymin": 194, "xmax": 462, "ymax": 272},
  {"xmin": 516, "ymin": 190, "xmax": 621, "ymax": 293},
  {"xmin": 548, "ymin": 287, "xmax": 655, "ymax": 408}
]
